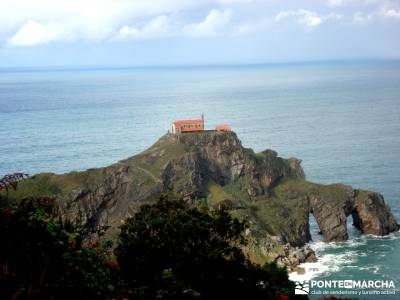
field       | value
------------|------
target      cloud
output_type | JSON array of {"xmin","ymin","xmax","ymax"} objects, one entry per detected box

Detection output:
[
  {"xmin": 116, "ymin": 15, "xmax": 173, "ymax": 39},
  {"xmin": 7, "ymin": 21, "xmax": 60, "ymax": 46},
  {"xmin": 184, "ymin": 9, "xmax": 233, "ymax": 37},
  {"xmin": 379, "ymin": 7, "xmax": 400, "ymax": 19},
  {"xmin": 217, "ymin": 0, "xmax": 254, "ymax": 3},
  {"xmin": 1, "ymin": 0, "xmax": 253, "ymax": 46},
  {"xmin": 351, "ymin": 5, "xmax": 400, "ymax": 24},
  {"xmin": 275, "ymin": 9, "xmax": 346, "ymax": 30},
  {"xmin": 326, "ymin": 0, "xmax": 400, "ymax": 23},
  {"xmin": 116, "ymin": 9, "xmax": 237, "ymax": 40},
  {"xmin": 1, "ymin": 0, "xmax": 397, "ymax": 47},
  {"xmin": 326, "ymin": 13, "xmax": 344, "ymax": 21},
  {"xmin": 352, "ymin": 11, "xmax": 374, "ymax": 23},
  {"xmin": 328, "ymin": 0, "xmax": 347, "ymax": 6},
  {"xmin": 383, "ymin": 9, "xmax": 400, "ymax": 18},
  {"xmin": 0, "ymin": 0, "xmax": 213, "ymax": 46},
  {"xmin": 327, "ymin": 0, "xmax": 377, "ymax": 7},
  {"xmin": 275, "ymin": 9, "xmax": 322, "ymax": 28}
]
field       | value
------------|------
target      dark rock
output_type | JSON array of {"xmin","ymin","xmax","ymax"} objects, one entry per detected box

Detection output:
[
  {"xmin": 162, "ymin": 152, "xmax": 205, "ymax": 199},
  {"xmin": 10, "ymin": 131, "xmax": 399, "ymax": 269},
  {"xmin": 274, "ymin": 244, "xmax": 317, "ymax": 271},
  {"xmin": 308, "ymin": 185, "xmax": 399, "ymax": 243},
  {"xmin": 352, "ymin": 190, "xmax": 399, "ymax": 235},
  {"xmin": 309, "ymin": 185, "xmax": 353, "ymax": 242}
]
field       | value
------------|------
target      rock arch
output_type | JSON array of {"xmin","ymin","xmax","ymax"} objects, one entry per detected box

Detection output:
[{"xmin": 307, "ymin": 186, "xmax": 398, "ymax": 243}]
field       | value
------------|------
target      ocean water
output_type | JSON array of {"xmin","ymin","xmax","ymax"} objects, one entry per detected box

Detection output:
[{"xmin": 1, "ymin": 61, "xmax": 400, "ymax": 298}]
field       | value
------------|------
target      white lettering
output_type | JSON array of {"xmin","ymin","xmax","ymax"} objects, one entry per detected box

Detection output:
[{"xmin": 308, "ymin": 280, "xmax": 396, "ymax": 290}]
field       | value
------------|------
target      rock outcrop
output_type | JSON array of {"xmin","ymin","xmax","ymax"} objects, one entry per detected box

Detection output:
[
  {"xmin": 274, "ymin": 244, "xmax": 317, "ymax": 270},
  {"xmin": 6, "ymin": 131, "xmax": 399, "ymax": 269},
  {"xmin": 307, "ymin": 186, "xmax": 399, "ymax": 243},
  {"xmin": 162, "ymin": 132, "xmax": 304, "ymax": 199},
  {"xmin": 352, "ymin": 190, "xmax": 399, "ymax": 235},
  {"xmin": 261, "ymin": 235, "xmax": 317, "ymax": 271}
]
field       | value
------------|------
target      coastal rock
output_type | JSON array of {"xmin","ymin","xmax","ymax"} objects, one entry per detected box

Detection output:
[
  {"xmin": 262, "ymin": 235, "xmax": 316, "ymax": 271},
  {"xmin": 54, "ymin": 165, "xmax": 163, "ymax": 243},
  {"xmin": 308, "ymin": 185, "xmax": 354, "ymax": 242},
  {"xmin": 8, "ymin": 131, "xmax": 399, "ymax": 268},
  {"xmin": 274, "ymin": 244, "xmax": 317, "ymax": 271},
  {"xmin": 175, "ymin": 132, "xmax": 304, "ymax": 197},
  {"xmin": 307, "ymin": 186, "xmax": 399, "ymax": 243},
  {"xmin": 275, "ymin": 183, "xmax": 399, "ymax": 246},
  {"xmin": 162, "ymin": 152, "xmax": 205, "ymax": 199},
  {"xmin": 352, "ymin": 190, "xmax": 399, "ymax": 235},
  {"xmin": 280, "ymin": 199, "xmax": 311, "ymax": 247}
]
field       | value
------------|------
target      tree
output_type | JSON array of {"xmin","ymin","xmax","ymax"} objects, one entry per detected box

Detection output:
[
  {"xmin": 0, "ymin": 173, "xmax": 28, "ymax": 194},
  {"xmin": 0, "ymin": 197, "xmax": 113, "ymax": 300},
  {"xmin": 0, "ymin": 186, "xmax": 297, "ymax": 299},
  {"xmin": 115, "ymin": 196, "xmax": 295, "ymax": 300}
]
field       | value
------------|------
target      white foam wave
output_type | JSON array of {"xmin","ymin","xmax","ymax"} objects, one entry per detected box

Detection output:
[
  {"xmin": 289, "ymin": 231, "xmax": 400, "ymax": 282},
  {"xmin": 362, "ymin": 230, "xmax": 400, "ymax": 241},
  {"xmin": 289, "ymin": 251, "xmax": 357, "ymax": 282},
  {"xmin": 308, "ymin": 237, "xmax": 366, "ymax": 253}
]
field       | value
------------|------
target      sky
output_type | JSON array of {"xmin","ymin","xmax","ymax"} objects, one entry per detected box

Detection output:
[{"xmin": 0, "ymin": 0, "xmax": 399, "ymax": 67}]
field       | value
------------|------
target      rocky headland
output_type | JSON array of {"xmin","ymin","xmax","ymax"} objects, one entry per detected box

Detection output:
[{"xmin": 7, "ymin": 131, "xmax": 399, "ymax": 270}]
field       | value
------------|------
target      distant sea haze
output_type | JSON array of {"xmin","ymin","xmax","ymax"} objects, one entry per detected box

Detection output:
[{"xmin": 1, "ymin": 60, "xmax": 400, "ymax": 299}]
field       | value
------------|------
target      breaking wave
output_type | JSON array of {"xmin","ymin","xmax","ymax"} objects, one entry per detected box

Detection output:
[{"xmin": 289, "ymin": 230, "xmax": 400, "ymax": 282}]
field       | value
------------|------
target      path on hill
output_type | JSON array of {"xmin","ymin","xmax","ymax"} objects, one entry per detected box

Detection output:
[{"xmin": 135, "ymin": 166, "xmax": 162, "ymax": 184}]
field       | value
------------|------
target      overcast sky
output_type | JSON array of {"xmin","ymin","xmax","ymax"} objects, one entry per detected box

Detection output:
[{"xmin": 0, "ymin": 0, "xmax": 399, "ymax": 67}]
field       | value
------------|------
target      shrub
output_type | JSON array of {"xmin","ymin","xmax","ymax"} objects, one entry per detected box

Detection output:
[
  {"xmin": 0, "ymin": 197, "xmax": 113, "ymax": 299},
  {"xmin": 115, "ymin": 196, "xmax": 295, "ymax": 300}
]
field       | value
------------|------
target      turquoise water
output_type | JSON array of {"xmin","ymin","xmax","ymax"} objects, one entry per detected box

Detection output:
[{"xmin": 1, "ymin": 61, "xmax": 400, "ymax": 298}]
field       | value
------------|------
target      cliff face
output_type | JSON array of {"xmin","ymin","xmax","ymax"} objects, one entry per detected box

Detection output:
[
  {"xmin": 162, "ymin": 132, "xmax": 304, "ymax": 199},
  {"xmin": 7, "ymin": 131, "xmax": 399, "ymax": 269}
]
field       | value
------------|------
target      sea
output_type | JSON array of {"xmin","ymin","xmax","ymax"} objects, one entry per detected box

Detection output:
[{"xmin": 1, "ymin": 60, "xmax": 399, "ymax": 299}]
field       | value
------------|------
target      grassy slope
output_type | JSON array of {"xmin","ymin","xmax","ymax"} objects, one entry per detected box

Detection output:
[
  {"xmin": 3, "ymin": 169, "xmax": 108, "ymax": 200},
  {"xmin": 3, "ymin": 134, "xmax": 186, "ymax": 201},
  {"xmin": 3, "ymin": 156, "xmax": 351, "ymax": 237},
  {"xmin": 204, "ymin": 178, "xmax": 353, "ymax": 263},
  {"xmin": 205, "ymin": 179, "xmax": 234, "ymax": 206},
  {"xmin": 1, "ymin": 133, "xmax": 356, "ymax": 266},
  {"xmin": 134, "ymin": 135, "xmax": 186, "ymax": 179}
]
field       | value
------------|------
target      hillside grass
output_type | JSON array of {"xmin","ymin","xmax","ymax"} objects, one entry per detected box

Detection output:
[
  {"xmin": 205, "ymin": 179, "xmax": 235, "ymax": 207},
  {"xmin": 2, "ymin": 169, "xmax": 107, "ymax": 200},
  {"xmin": 137, "ymin": 139, "xmax": 186, "ymax": 179},
  {"xmin": 240, "ymin": 179, "xmax": 352, "ymax": 241},
  {"xmin": 273, "ymin": 179, "xmax": 350, "ymax": 204}
]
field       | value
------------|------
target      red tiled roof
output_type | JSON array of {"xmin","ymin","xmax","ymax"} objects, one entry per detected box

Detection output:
[
  {"xmin": 216, "ymin": 124, "xmax": 231, "ymax": 129},
  {"xmin": 173, "ymin": 119, "xmax": 203, "ymax": 125},
  {"xmin": 216, "ymin": 124, "xmax": 232, "ymax": 131}
]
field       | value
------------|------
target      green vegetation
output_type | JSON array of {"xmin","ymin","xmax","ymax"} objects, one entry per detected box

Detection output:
[
  {"xmin": 222, "ymin": 177, "xmax": 250, "ymax": 202},
  {"xmin": 0, "ymin": 190, "xmax": 295, "ymax": 300},
  {"xmin": 0, "ymin": 196, "xmax": 113, "ymax": 299},
  {"xmin": 273, "ymin": 179, "xmax": 350, "ymax": 205},
  {"xmin": 273, "ymin": 179, "xmax": 316, "ymax": 200},
  {"xmin": 5, "ymin": 170, "xmax": 107, "ymax": 200},
  {"xmin": 115, "ymin": 196, "xmax": 295, "ymax": 300},
  {"xmin": 205, "ymin": 179, "xmax": 234, "ymax": 206},
  {"xmin": 137, "ymin": 136, "xmax": 186, "ymax": 178}
]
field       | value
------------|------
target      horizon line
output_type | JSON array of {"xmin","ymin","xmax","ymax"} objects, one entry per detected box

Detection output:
[{"xmin": 1, "ymin": 57, "xmax": 400, "ymax": 71}]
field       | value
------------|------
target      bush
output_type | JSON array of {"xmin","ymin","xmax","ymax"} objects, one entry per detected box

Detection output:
[
  {"xmin": 0, "ymin": 197, "xmax": 113, "ymax": 299},
  {"xmin": 0, "ymin": 193, "xmax": 296, "ymax": 299},
  {"xmin": 115, "ymin": 196, "xmax": 295, "ymax": 299}
]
